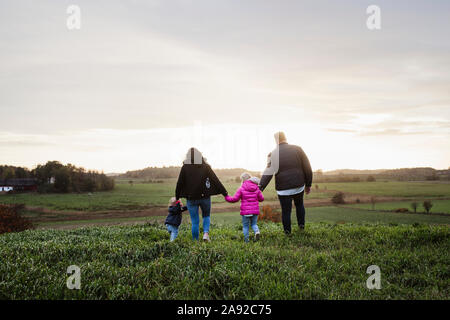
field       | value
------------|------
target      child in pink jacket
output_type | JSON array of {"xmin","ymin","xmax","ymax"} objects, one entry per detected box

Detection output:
[{"xmin": 225, "ymin": 173, "xmax": 264, "ymax": 242}]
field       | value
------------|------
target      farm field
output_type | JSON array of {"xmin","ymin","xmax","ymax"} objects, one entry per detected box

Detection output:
[
  {"xmin": 34, "ymin": 206, "xmax": 450, "ymax": 230},
  {"xmin": 0, "ymin": 180, "xmax": 329, "ymax": 212},
  {"xmin": 317, "ymin": 181, "xmax": 450, "ymax": 198},
  {"xmin": 1, "ymin": 180, "xmax": 449, "ymax": 214},
  {"xmin": 1, "ymin": 222, "xmax": 448, "ymax": 299},
  {"xmin": 346, "ymin": 199, "xmax": 450, "ymax": 214}
]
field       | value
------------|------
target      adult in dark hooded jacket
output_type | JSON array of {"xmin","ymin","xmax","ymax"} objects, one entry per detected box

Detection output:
[
  {"xmin": 259, "ymin": 132, "xmax": 313, "ymax": 234},
  {"xmin": 175, "ymin": 147, "xmax": 228, "ymax": 241}
]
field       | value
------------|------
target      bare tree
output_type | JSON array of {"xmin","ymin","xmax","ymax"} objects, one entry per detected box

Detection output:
[
  {"xmin": 423, "ymin": 200, "xmax": 433, "ymax": 214},
  {"xmin": 411, "ymin": 202, "xmax": 418, "ymax": 213},
  {"xmin": 370, "ymin": 196, "xmax": 376, "ymax": 210}
]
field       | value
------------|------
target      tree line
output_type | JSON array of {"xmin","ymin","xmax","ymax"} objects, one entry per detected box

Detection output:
[
  {"xmin": 120, "ymin": 166, "xmax": 259, "ymax": 180},
  {"xmin": 0, "ymin": 161, "xmax": 114, "ymax": 193}
]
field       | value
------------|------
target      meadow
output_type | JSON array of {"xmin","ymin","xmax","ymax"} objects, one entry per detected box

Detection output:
[
  {"xmin": 1, "ymin": 179, "xmax": 449, "ymax": 300},
  {"xmin": 317, "ymin": 181, "xmax": 450, "ymax": 198},
  {"xmin": 347, "ymin": 199, "xmax": 450, "ymax": 214},
  {"xmin": 1, "ymin": 222, "xmax": 448, "ymax": 299},
  {"xmin": 0, "ymin": 179, "xmax": 329, "ymax": 212},
  {"xmin": 1, "ymin": 180, "xmax": 449, "ymax": 213},
  {"xmin": 35, "ymin": 206, "xmax": 450, "ymax": 229}
]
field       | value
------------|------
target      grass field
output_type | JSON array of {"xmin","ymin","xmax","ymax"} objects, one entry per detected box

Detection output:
[
  {"xmin": 1, "ymin": 180, "xmax": 449, "ymax": 213},
  {"xmin": 1, "ymin": 222, "xmax": 448, "ymax": 299},
  {"xmin": 190, "ymin": 207, "xmax": 450, "ymax": 227},
  {"xmin": 347, "ymin": 200, "xmax": 450, "ymax": 214},
  {"xmin": 317, "ymin": 181, "xmax": 450, "ymax": 198},
  {"xmin": 33, "ymin": 206, "xmax": 450, "ymax": 230},
  {"xmin": 0, "ymin": 180, "xmax": 329, "ymax": 212}
]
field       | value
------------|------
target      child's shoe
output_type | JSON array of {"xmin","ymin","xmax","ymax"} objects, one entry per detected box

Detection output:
[
  {"xmin": 203, "ymin": 233, "xmax": 210, "ymax": 242},
  {"xmin": 254, "ymin": 232, "xmax": 260, "ymax": 241}
]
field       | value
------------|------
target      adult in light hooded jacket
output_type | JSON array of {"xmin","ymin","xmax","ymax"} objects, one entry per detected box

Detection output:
[{"xmin": 175, "ymin": 148, "xmax": 228, "ymax": 241}]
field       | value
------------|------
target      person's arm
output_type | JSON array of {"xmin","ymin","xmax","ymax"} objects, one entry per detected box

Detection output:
[
  {"xmin": 181, "ymin": 206, "xmax": 188, "ymax": 212},
  {"xmin": 175, "ymin": 166, "xmax": 185, "ymax": 200},
  {"xmin": 257, "ymin": 189, "xmax": 264, "ymax": 202},
  {"xmin": 225, "ymin": 188, "xmax": 242, "ymax": 203},
  {"xmin": 298, "ymin": 147, "xmax": 313, "ymax": 189},
  {"xmin": 207, "ymin": 165, "xmax": 228, "ymax": 196},
  {"xmin": 259, "ymin": 152, "xmax": 273, "ymax": 191}
]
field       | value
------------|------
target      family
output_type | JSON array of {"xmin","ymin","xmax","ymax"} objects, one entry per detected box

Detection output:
[{"xmin": 166, "ymin": 131, "xmax": 313, "ymax": 242}]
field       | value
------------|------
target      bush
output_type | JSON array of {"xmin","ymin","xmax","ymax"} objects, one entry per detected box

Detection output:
[
  {"xmin": 0, "ymin": 204, "xmax": 34, "ymax": 234},
  {"xmin": 331, "ymin": 192, "xmax": 345, "ymax": 204},
  {"xmin": 259, "ymin": 205, "xmax": 281, "ymax": 222},
  {"xmin": 394, "ymin": 208, "xmax": 409, "ymax": 213},
  {"xmin": 367, "ymin": 175, "xmax": 376, "ymax": 182}
]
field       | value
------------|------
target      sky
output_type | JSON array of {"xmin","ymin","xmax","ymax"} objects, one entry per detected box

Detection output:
[{"xmin": 1, "ymin": 0, "xmax": 449, "ymax": 173}]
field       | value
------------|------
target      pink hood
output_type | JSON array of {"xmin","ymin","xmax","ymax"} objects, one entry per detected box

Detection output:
[{"xmin": 225, "ymin": 180, "xmax": 264, "ymax": 215}]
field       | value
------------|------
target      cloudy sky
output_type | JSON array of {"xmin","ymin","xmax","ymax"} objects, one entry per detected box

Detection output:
[{"xmin": 1, "ymin": 0, "xmax": 449, "ymax": 172}]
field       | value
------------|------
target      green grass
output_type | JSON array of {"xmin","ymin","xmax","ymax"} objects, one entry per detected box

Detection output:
[
  {"xmin": 305, "ymin": 206, "xmax": 450, "ymax": 225},
  {"xmin": 1, "ymin": 223, "xmax": 448, "ymax": 299},
  {"xmin": 317, "ymin": 181, "xmax": 450, "ymax": 198},
  {"xmin": 210, "ymin": 207, "xmax": 450, "ymax": 226},
  {"xmin": 31, "ymin": 205, "xmax": 450, "ymax": 229},
  {"xmin": 0, "ymin": 180, "xmax": 328, "ymax": 212},
  {"xmin": 347, "ymin": 200, "xmax": 450, "ymax": 214}
]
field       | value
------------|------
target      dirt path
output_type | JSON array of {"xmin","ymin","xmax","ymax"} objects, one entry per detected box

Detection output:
[{"xmin": 28, "ymin": 192, "xmax": 412, "ymax": 229}]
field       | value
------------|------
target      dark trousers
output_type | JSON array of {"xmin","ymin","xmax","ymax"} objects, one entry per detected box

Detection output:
[{"xmin": 278, "ymin": 191, "xmax": 305, "ymax": 234}]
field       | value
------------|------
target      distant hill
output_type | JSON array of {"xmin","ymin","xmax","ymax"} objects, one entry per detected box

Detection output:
[
  {"xmin": 117, "ymin": 166, "xmax": 260, "ymax": 180},
  {"xmin": 316, "ymin": 167, "xmax": 449, "ymax": 182},
  {"xmin": 323, "ymin": 169, "xmax": 387, "ymax": 175},
  {"xmin": 114, "ymin": 166, "xmax": 450, "ymax": 182}
]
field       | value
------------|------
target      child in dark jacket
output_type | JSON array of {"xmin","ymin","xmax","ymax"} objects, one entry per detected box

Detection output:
[{"xmin": 165, "ymin": 197, "xmax": 188, "ymax": 241}]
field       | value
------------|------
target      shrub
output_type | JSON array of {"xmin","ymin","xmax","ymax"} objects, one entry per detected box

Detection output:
[
  {"xmin": 367, "ymin": 175, "xmax": 376, "ymax": 182},
  {"xmin": 331, "ymin": 192, "xmax": 345, "ymax": 204},
  {"xmin": 423, "ymin": 200, "xmax": 433, "ymax": 214},
  {"xmin": 355, "ymin": 198, "xmax": 360, "ymax": 203},
  {"xmin": 259, "ymin": 205, "xmax": 281, "ymax": 223},
  {"xmin": 0, "ymin": 204, "xmax": 34, "ymax": 234},
  {"xmin": 394, "ymin": 208, "xmax": 409, "ymax": 213}
]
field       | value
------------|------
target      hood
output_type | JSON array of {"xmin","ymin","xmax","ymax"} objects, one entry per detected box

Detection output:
[
  {"xmin": 242, "ymin": 179, "xmax": 258, "ymax": 192},
  {"xmin": 183, "ymin": 147, "xmax": 207, "ymax": 165}
]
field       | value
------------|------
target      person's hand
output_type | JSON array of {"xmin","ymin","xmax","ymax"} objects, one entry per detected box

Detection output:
[{"xmin": 305, "ymin": 186, "xmax": 311, "ymax": 195}]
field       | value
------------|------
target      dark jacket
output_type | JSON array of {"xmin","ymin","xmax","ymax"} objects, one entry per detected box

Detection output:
[
  {"xmin": 165, "ymin": 202, "xmax": 188, "ymax": 227},
  {"xmin": 175, "ymin": 161, "xmax": 228, "ymax": 200},
  {"xmin": 259, "ymin": 142, "xmax": 312, "ymax": 191}
]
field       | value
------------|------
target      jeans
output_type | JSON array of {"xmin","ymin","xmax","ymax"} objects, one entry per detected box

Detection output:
[
  {"xmin": 242, "ymin": 215, "xmax": 260, "ymax": 242},
  {"xmin": 278, "ymin": 191, "xmax": 305, "ymax": 234},
  {"xmin": 187, "ymin": 198, "xmax": 211, "ymax": 240},
  {"xmin": 166, "ymin": 224, "xmax": 179, "ymax": 242}
]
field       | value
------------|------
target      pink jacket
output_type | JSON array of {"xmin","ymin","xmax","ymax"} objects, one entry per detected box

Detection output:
[{"xmin": 225, "ymin": 180, "xmax": 264, "ymax": 215}]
